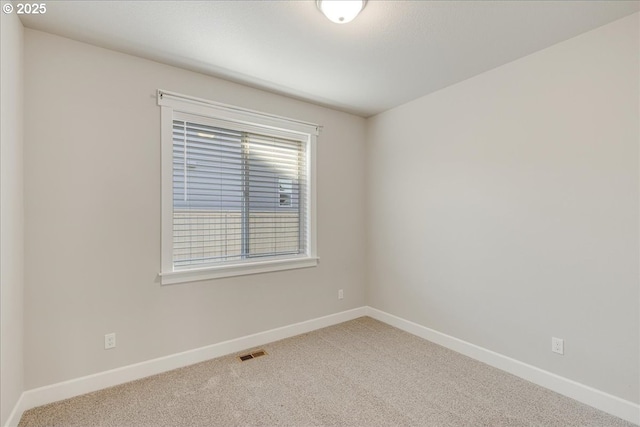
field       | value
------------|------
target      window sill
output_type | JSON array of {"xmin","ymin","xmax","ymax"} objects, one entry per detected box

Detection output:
[{"xmin": 159, "ymin": 256, "xmax": 319, "ymax": 285}]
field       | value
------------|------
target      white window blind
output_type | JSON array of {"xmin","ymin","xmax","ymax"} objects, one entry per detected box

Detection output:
[
  {"xmin": 172, "ymin": 120, "xmax": 307, "ymax": 269},
  {"xmin": 158, "ymin": 90, "xmax": 318, "ymax": 284}
]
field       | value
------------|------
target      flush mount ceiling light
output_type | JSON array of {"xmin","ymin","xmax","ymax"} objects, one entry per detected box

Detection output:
[{"xmin": 316, "ymin": 0, "xmax": 367, "ymax": 24}]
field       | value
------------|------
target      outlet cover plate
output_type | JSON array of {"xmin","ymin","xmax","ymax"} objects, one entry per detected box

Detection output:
[
  {"xmin": 552, "ymin": 337, "xmax": 564, "ymax": 355},
  {"xmin": 105, "ymin": 333, "xmax": 116, "ymax": 349}
]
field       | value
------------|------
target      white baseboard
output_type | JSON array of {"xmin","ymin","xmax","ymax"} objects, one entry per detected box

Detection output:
[
  {"xmin": 4, "ymin": 393, "xmax": 27, "ymax": 427},
  {"xmin": 365, "ymin": 307, "xmax": 640, "ymax": 426},
  {"xmin": 6, "ymin": 306, "xmax": 639, "ymax": 426},
  {"xmin": 4, "ymin": 307, "xmax": 368, "ymax": 427}
]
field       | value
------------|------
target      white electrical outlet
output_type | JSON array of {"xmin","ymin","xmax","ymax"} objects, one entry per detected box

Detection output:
[
  {"xmin": 551, "ymin": 337, "xmax": 564, "ymax": 355},
  {"xmin": 338, "ymin": 289, "xmax": 344, "ymax": 300},
  {"xmin": 104, "ymin": 333, "xmax": 116, "ymax": 350}
]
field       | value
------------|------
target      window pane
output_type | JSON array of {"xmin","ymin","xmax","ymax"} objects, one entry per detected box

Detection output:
[
  {"xmin": 246, "ymin": 135, "xmax": 303, "ymax": 258},
  {"xmin": 173, "ymin": 121, "xmax": 244, "ymax": 267},
  {"xmin": 172, "ymin": 120, "xmax": 306, "ymax": 269}
]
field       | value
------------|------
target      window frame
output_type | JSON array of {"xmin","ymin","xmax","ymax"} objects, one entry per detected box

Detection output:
[{"xmin": 158, "ymin": 90, "xmax": 319, "ymax": 285}]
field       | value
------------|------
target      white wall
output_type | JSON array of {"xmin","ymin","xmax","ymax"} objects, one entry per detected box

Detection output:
[
  {"xmin": 0, "ymin": 10, "xmax": 25, "ymax": 427},
  {"xmin": 23, "ymin": 29, "xmax": 367, "ymax": 389},
  {"xmin": 366, "ymin": 13, "xmax": 639, "ymax": 404}
]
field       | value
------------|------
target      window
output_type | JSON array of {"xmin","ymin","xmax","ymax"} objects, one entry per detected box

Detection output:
[{"xmin": 158, "ymin": 90, "xmax": 318, "ymax": 284}]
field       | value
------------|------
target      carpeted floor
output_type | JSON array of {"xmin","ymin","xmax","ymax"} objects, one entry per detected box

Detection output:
[{"xmin": 19, "ymin": 317, "xmax": 635, "ymax": 426}]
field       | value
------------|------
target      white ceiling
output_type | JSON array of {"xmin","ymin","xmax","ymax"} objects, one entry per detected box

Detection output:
[{"xmin": 19, "ymin": 1, "xmax": 639, "ymax": 117}]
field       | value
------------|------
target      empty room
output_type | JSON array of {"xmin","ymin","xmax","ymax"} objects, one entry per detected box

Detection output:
[{"xmin": 1, "ymin": 1, "xmax": 638, "ymax": 426}]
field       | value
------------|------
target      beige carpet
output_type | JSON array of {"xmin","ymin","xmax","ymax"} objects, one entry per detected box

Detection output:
[{"xmin": 19, "ymin": 317, "xmax": 634, "ymax": 426}]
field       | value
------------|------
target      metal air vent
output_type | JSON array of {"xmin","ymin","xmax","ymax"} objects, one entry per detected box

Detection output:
[{"xmin": 238, "ymin": 349, "xmax": 268, "ymax": 361}]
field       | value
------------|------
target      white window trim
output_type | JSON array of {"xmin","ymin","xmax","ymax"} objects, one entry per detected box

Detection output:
[{"xmin": 158, "ymin": 90, "xmax": 319, "ymax": 285}]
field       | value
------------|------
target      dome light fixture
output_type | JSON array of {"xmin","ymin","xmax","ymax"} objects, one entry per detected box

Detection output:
[{"xmin": 316, "ymin": 0, "xmax": 367, "ymax": 24}]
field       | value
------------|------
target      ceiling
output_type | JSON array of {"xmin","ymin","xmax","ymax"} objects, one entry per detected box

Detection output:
[{"xmin": 19, "ymin": 1, "xmax": 639, "ymax": 117}]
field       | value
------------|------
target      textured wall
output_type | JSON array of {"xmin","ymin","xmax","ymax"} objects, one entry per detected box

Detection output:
[
  {"xmin": 366, "ymin": 13, "xmax": 639, "ymax": 403},
  {"xmin": 1, "ymin": 10, "xmax": 25, "ymax": 427},
  {"xmin": 23, "ymin": 29, "xmax": 367, "ymax": 389}
]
